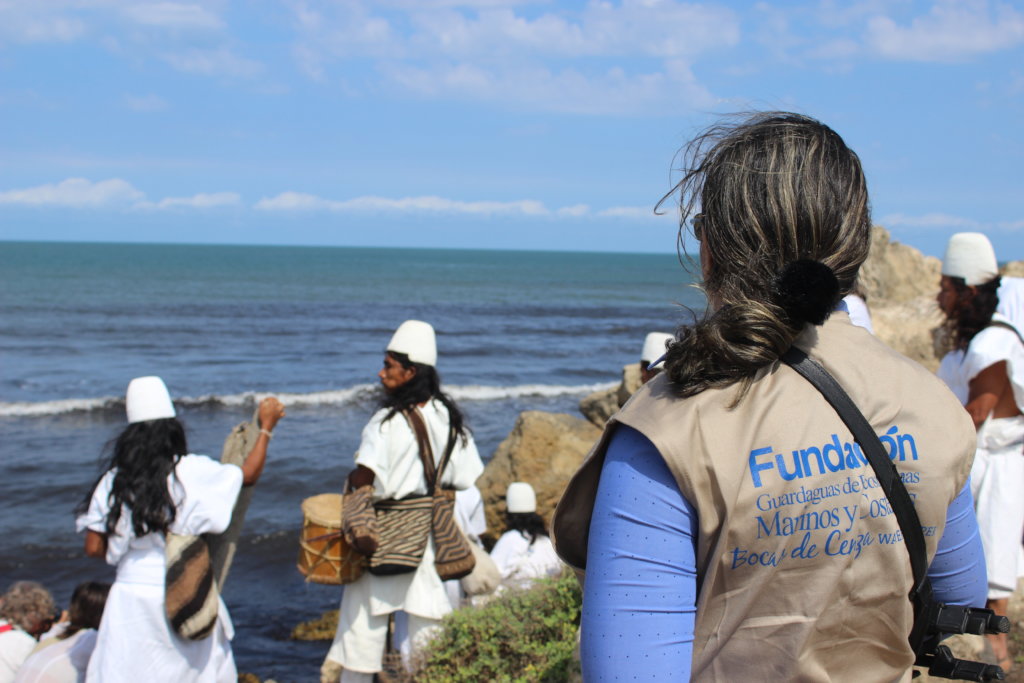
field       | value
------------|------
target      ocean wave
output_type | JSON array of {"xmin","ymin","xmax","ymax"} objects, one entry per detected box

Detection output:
[
  {"xmin": 447, "ymin": 382, "xmax": 615, "ymax": 401},
  {"xmin": 0, "ymin": 381, "xmax": 613, "ymax": 417}
]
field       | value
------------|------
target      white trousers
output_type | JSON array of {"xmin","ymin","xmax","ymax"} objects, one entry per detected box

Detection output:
[
  {"xmin": 325, "ymin": 603, "xmax": 440, "ymax": 676},
  {"xmin": 970, "ymin": 416, "xmax": 1024, "ymax": 600}
]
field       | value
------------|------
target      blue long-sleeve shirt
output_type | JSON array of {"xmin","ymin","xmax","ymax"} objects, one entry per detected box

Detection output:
[{"xmin": 581, "ymin": 426, "xmax": 987, "ymax": 680}]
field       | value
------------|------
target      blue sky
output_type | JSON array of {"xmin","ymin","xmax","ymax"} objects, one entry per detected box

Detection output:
[{"xmin": 0, "ymin": 0, "xmax": 1021, "ymax": 257}]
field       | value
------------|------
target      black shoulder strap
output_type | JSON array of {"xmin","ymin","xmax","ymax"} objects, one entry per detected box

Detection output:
[
  {"xmin": 402, "ymin": 407, "xmax": 458, "ymax": 494},
  {"xmin": 781, "ymin": 346, "xmax": 929, "ymax": 599}
]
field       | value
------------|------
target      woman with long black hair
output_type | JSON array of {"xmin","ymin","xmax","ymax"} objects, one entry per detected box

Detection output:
[
  {"xmin": 322, "ymin": 320, "xmax": 484, "ymax": 683},
  {"xmin": 936, "ymin": 232, "xmax": 1024, "ymax": 671},
  {"xmin": 76, "ymin": 376, "xmax": 284, "ymax": 682}
]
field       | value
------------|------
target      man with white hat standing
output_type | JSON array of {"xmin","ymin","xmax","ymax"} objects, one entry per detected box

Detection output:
[
  {"xmin": 322, "ymin": 321, "xmax": 484, "ymax": 683},
  {"xmin": 936, "ymin": 232, "xmax": 1024, "ymax": 671}
]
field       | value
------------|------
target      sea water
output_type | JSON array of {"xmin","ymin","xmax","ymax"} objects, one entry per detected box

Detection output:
[{"xmin": 0, "ymin": 241, "xmax": 703, "ymax": 680}]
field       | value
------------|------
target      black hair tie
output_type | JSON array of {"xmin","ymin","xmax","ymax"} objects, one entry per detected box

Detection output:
[{"xmin": 774, "ymin": 260, "xmax": 840, "ymax": 326}]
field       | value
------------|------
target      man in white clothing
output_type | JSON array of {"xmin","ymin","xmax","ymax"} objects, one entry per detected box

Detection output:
[{"xmin": 322, "ymin": 320, "xmax": 485, "ymax": 683}]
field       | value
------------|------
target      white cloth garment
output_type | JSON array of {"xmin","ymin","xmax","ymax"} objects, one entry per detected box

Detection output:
[
  {"xmin": 326, "ymin": 399, "xmax": 485, "ymax": 674},
  {"xmin": 998, "ymin": 276, "xmax": 1024, "ymax": 330},
  {"xmin": 444, "ymin": 486, "xmax": 487, "ymax": 609},
  {"xmin": 490, "ymin": 530, "xmax": 562, "ymax": 588},
  {"xmin": 970, "ymin": 417, "xmax": 1024, "ymax": 598},
  {"xmin": 75, "ymin": 454, "xmax": 243, "ymax": 683},
  {"xmin": 0, "ymin": 621, "xmax": 37, "ymax": 683},
  {"xmin": 937, "ymin": 314, "xmax": 1024, "ymax": 412},
  {"xmin": 13, "ymin": 629, "xmax": 96, "ymax": 683},
  {"xmin": 840, "ymin": 294, "xmax": 874, "ymax": 333},
  {"xmin": 938, "ymin": 315, "xmax": 1024, "ymax": 600}
]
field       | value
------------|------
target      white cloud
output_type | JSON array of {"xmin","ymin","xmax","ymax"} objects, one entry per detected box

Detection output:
[
  {"xmin": 0, "ymin": 178, "xmax": 144, "ymax": 208},
  {"xmin": 123, "ymin": 3, "xmax": 224, "ymax": 31},
  {"xmin": 123, "ymin": 93, "xmax": 169, "ymax": 112},
  {"xmin": 289, "ymin": 0, "xmax": 736, "ymax": 113},
  {"xmin": 142, "ymin": 192, "xmax": 241, "ymax": 209},
  {"xmin": 598, "ymin": 205, "xmax": 665, "ymax": 219},
  {"xmin": 162, "ymin": 47, "xmax": 262, "ymax": 77},
  {"xmin": 255, "ymin": 192, "xmax": 551, "ymax": 216},
  {"xmin": 878, "ymin": 211, "xmax": 1024, "ymax": 233},
  {"xmin": 0, "ymin": 4, "xmax": 87, "ymax": 44},
  {"xmin": 557, "ymin": 204, "xmax": 590, "ymax": 217},
  {"xmin": 865, "ymin": 0, "xmax": 1024, "ymax": 62}
]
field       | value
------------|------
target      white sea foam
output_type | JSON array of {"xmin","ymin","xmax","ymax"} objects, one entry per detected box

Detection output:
[
  {"xmin": 447, "ymin": 382, "xmax": 615, "ymax": 401},
  {"xmin": 0, "ymin": 381, "xmax": 612, "ymax": 417},
  {"xmin": 0, "ymin": 396, "xmax": 122, "ymax": 417}
]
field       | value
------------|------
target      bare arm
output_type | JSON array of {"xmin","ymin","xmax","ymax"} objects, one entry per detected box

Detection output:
[
  {"xmin": 240, "ymin": 397, "xmax": 286, "ymax": 486},
  {"xmin": 966, "ymin": 361, "xmax": 1019, "ymax": 428},
  {"xmin": 347, "ymin": 464, "xmax": 375, "ymax": 489},
  {"xmin": 84, "ymin": 529, "xmax": 107, "ymax": 558}
]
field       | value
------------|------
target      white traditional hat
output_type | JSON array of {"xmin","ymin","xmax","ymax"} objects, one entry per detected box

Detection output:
[
  {"xmin": 126, "ymin": 376, "xmax": 176, "ymax": 424},
  {"xmin": 506, "ymin": 482, "xmax": 537, "ymax": 514},
  {"xmin": 641, "ymin": 332, "xmax": 673, "ymax": 364},
  {"xmin": 942, "ymin": 232, "xmax": 998, "ymax": 286},
  {"xmin": 386, "ymin": 320, "xmax": 437, "ymax": 367}
]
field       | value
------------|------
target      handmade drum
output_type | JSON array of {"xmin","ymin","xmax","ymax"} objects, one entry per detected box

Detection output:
[{"xmin": 298, "ymin": 493, "xmax": 366, "ymax": 585}]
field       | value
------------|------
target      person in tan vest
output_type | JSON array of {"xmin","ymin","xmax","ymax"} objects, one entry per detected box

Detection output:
[{"xmin": 553, "ymin": 112, "xmax": 986, "ymax": 681}]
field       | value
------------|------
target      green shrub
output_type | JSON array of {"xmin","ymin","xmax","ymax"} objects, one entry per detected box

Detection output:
[{"xmin": 414, "ymin": 572, "xmax": 582, "ymax": 682}]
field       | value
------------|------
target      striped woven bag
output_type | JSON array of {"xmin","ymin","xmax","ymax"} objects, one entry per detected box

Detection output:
[
  {"xmin": 404, "ymin": 409, "xmax": 477, "ymax": 581},
  {"xmin": 368, "ymin": 496, "xmax": 433, "ymax": 575},
  {"xmin": 165, "ymin": 532, "xmax": 219, "ymax": 640}
]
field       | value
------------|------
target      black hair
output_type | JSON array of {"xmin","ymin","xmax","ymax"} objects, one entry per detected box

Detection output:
[
  {"xmin": 506, "ymin": 512, "xmax": 550, "ymax": 545},
  {"xmin": 944, "ymin": 276, "xmax": 1002, "ymax": 351},
  {"xmin": 380, "ymin": 351, "xmax": 469, "ymax": 443},
  {"xmin": 76, "ymin": 418, "xmax": 186, "ymax": 537},
  {"xmin": 61, "ymin": 581, "xmax": 111, "ymax": 639}
]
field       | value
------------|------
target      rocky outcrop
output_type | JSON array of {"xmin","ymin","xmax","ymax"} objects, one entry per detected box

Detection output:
[
  {"xmin": 1003, "ymin": 261, "xmax": 1024, "ymax": 278},
  {"xmin": 476, "ymin": 411, "xmax": 601, "ymax": 537},
  {"xmin": 579, "ymin": 363, "xmax": 641, "ymax": 427},
  {"xmin": 861, "ymin": 226, "xmax": 944, "ymax": 371},
  {"xmin": 860, "ymin": 226, "xmax": 941, "ymax": 304}
]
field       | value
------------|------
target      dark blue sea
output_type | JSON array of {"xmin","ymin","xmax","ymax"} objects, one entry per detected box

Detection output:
[{"xmin": 0, "ymin": 241, "xmax": 703, "ymax": 681}]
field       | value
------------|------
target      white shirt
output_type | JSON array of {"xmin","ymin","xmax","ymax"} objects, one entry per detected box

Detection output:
[
  {"xmin": 356, "ymin": 400, "xmax": 484, "ymax": 501},
  {"xmin": 937, "ymin": 313, "xmax": 1024, "ymax": 412},
  {"xmin": 490, "ymin": 530, "xmax": 562, "ymax": 585},
  {"xmin": 13, "ymin": 630, "xmax": 96, "ymax": 683},
  {"xmin": 0, "ymin": 621, "xmax": 37, "ymax": 683}
]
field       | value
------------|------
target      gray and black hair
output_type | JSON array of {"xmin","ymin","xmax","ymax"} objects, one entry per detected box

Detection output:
[
  {"xmin": 658, "ymin": 112, "xmax": 872, "ymax": 400},
  {"xmin": 0, "ymin": 581, "xmax": 55, "ymax": 634}
]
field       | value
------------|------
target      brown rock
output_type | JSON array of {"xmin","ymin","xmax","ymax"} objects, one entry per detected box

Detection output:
[
  {"xmin": 869, "ymin": 298, "xmax": 945, "ymax": 372},
  {"xmin": 859, "ymin": 226, "xmax": 941, "ymax": 304},
  {"xmin": 1002, "ymin": 261, "xmax": 1024, "ymax": 278},
  {"xmin": 477, "ymin": 411, "xmax": 601, "ymax": 536},
  {"xmin": 579, "ymin": 363, "xmax": 642, "ymax": 427}
]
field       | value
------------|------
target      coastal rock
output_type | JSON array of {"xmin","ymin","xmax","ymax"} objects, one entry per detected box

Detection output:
[
  {"xmin": 869, "ymin": 297, "xmax": 945, "ymax": 372},
  {"xmin": 1003, "ymin": 261, "xmax": 1024, "ymax": 278},
  {"xmin": 579, "ymin": 363, "xmax": 642, "ymax": 427},
  {"xmin": 860, "ymin": 226, "xmax": 944, "ymax": 370},
  {"xmin": 477, "ymin": 411, "xmax": 601, "ymax": 536},
  {"xmin": 859, "ymin": 226, "xmax": 941, "ymax": 304}
]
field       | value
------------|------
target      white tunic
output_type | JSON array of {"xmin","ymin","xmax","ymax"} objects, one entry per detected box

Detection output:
[
  {"xmin": 490, "ymin": 530, "xmax": 562, "ymax": 587},
  {"xmin": 937, "ymin": 313, "xmax": 1024, "ymax": 412},
  {"xmin": 0, "ymin": 621, "xmax": 36, "ymax": 683},
  {"xmin": 75, "ymin": 454, "xmax": 243, "ymax": 683},
  {"xmin": 13, "ymin": 629, "xmax": 96, "ymax": 683}
]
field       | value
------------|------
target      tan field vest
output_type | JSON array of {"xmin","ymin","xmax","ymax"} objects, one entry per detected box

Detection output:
[{"xmin": 554, "ymin": 314, "xmax": 976, "ymax": 682}]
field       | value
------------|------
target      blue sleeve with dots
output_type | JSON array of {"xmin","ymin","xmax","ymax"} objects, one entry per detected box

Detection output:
[
  {"xmin": 581, "ymin": 425, "xmax": 698, "ymax": 680},
  {"xmin": 927, "ymin": 480, "xmax": 987, "ymax": 608}
]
